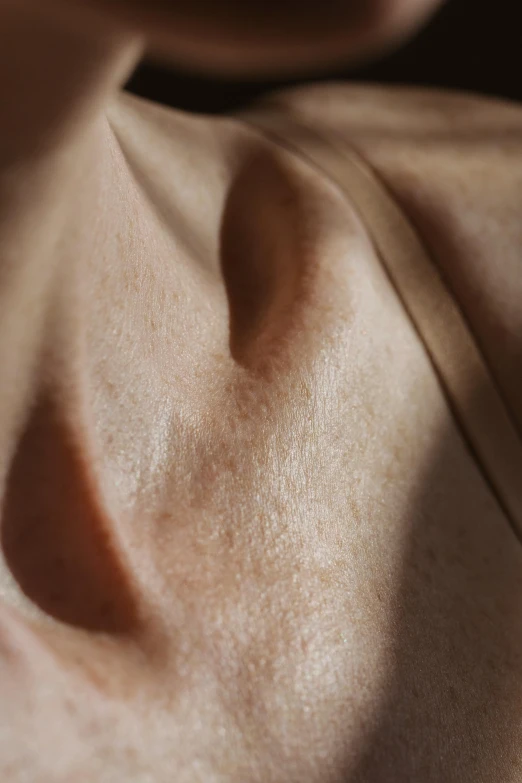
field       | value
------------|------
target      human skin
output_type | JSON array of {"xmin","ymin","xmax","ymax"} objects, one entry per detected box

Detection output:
[
  {"xmin": 1, "ymin": 1, "xmax": 522, "ymax": 781},
  {"xmin": 63, "ymin": 0, "xmax": 444, "ymax": 73}
]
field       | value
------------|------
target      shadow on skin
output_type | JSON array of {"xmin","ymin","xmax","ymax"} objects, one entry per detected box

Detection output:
[
  {"xmin": 1, "ymin": 135, "xmax": 521, "ymax": 777},
  {"xmin": 1, "ymin": 393, "xmax": 138, "ymax": 633},
  {"xmin": 347, "ymin": 373, "xmax": 522, "ymax": 781},
  {"xmin": 220, "ymin": 149, "xmax": 309, "ymax": 371},
  {"xmin": 219, "ymin": 135, "xmax": 522, "ymax": 779}
]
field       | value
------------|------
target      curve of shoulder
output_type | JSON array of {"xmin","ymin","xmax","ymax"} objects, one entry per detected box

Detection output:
[{"xmin": 241, "ymin": 82, "xmax": 522, "ymax": 433}]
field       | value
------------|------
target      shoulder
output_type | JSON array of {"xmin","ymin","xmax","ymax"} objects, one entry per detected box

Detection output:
[
  {"xmin": 243, "ymin": 83, "xmax": 522, "ymax": 427},
  {"xmin": 111, "ymin": 84, "xmax": 522, "ymax": 426}
]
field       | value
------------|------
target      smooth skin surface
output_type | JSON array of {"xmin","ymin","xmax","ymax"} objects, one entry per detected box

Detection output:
[
  {"xmin": 1, "ymin": 1, "xmax": 522, "ymax": 781},
  {"xmin": 66, "ymin": 0, "xmax": 444, "ymax": 74}
]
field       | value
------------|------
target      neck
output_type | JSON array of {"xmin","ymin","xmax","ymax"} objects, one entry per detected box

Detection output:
[{"xmin": 0, "ymin": 0, "xmax": 143, "ymax": 481}]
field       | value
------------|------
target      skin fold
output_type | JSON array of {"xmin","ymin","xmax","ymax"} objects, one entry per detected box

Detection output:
[{"xmin": 1, "ymin": 1, "xmax": 522, "ymax": 781}]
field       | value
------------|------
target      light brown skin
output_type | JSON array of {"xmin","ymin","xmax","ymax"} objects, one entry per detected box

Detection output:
[
  {"xmin": 2, "ymin": 1, "xmax": 522, "ymax": 781},
  {"xmin": 65, "ymin": 0, "xmax": 443, "ymax": 74}
]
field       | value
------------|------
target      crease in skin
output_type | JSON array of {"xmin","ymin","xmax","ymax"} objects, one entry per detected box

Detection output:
[{"xmin": 237, "ymin": 104, "xmax": 522, "ymax": 541}]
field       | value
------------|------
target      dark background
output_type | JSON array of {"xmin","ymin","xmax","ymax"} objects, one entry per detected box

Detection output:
[{"xmin": 127, "ymin": 0, "xmax": 521, "ymax": 114}]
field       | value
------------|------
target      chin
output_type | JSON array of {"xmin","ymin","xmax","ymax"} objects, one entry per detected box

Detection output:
[{"xmin": 78, "ymin": 0, "xmax": 443, "ymax": 76}]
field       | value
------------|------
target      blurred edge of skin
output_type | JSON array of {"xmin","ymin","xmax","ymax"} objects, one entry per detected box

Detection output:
[{"xmin": 58, "ymin": 0, "xmax": 445, "ymax": 76}]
